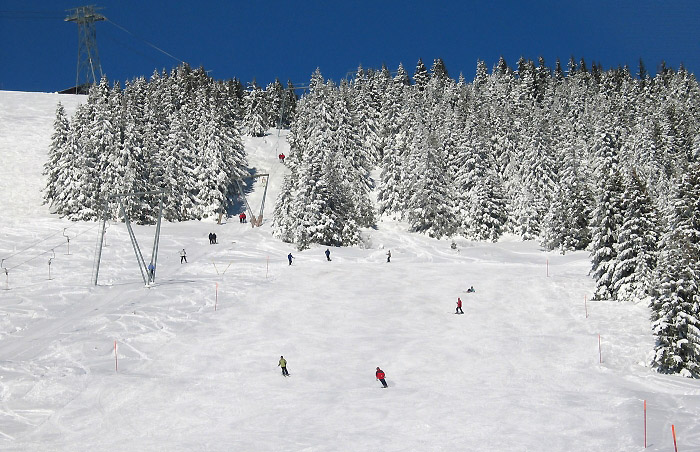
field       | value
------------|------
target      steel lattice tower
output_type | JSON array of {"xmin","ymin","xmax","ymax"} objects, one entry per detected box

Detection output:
[{"xmin": 65, "ymin": 5, "xmax": 106, "ymax": 91}]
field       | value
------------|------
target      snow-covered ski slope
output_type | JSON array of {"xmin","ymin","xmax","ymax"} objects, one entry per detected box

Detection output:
[{"xmin": 0, "ymin": 90, "xmax": 698, "ymax": 451}]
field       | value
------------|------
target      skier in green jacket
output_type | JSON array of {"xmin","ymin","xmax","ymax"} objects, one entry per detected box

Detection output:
[{"xmin": 278, "ymin": 356, "xmax": 289, "ymax": 376}]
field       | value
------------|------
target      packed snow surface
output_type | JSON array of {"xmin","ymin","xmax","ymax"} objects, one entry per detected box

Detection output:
[{"xmin": 1, "ymin": 90, "xmax": 699, "ymax": 451}]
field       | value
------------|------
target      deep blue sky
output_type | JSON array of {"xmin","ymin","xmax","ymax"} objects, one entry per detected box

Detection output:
[{"xmin": 1, "ymin": 0, "xmax": 699, "ymax": 92}]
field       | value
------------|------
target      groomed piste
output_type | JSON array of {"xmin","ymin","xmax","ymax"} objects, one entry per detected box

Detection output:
[{"xmin": 0, "ymin": 90, "xmax": 698, "ymax": 451}]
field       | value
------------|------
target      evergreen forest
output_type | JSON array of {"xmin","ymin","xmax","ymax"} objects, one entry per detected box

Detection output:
[{"xmin": 44, "ymin": 57, "xmax": 700, "ymax": 378}]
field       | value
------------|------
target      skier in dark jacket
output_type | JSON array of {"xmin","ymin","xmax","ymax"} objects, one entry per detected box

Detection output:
[
  {"xmin": 376, "ymin": 367, "xmax": 388, "ymax": 388},
  {"xmin": 325, "ymin": 248, "xmax": 331, "ymax": 261},
  {"xmin": 288, "ymin": 253, "xmax": 294, "ymax": 265}
]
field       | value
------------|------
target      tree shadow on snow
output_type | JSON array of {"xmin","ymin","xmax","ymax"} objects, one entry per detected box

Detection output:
[{"xmin": 225, "ymin": 167, "xmax": 258, "ymax": 218}]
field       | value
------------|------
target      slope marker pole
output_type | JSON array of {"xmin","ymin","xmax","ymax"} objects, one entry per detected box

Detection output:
[
  {"xmin": 598, "ymin": 334, "xmax": 602, "ymax": 363},
  {"xmin": 114, "ymin": 340, "xmax": 118, "ymax": 372},
  {"xmin": 215, "ymin": 283, "xmax": 218, "ymax": 311},
  {"xmin": 672, "ymin": 424, "xmax": 678, "ymax": 452},
  {"xmin": 585, "ymin": 295, "xmax": 588, "ymax": 318},
  {"xmin": 644, "ymin": 400, "xmax": 647, "ymax": 448}
]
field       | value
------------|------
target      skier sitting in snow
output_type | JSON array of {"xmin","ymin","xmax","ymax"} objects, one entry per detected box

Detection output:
[{"xmin": 467, "ymin": 286, "xmax": 475, "ymax": 293}]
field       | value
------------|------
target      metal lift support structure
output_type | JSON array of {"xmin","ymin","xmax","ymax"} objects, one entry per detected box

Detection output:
[
  {"xmin": 65, "ymin": 5, "xmax": 106, "ymax": 90},
  {"xmin": 93, "ymin": 190, "xmax": 164, "ymax": 286},
  {"xmin": 235, "ymin": 174, "xmax": 269, "ymax": 227}
]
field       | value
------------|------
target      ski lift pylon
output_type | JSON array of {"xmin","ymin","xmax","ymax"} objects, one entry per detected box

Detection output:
[{"xmin": 235, "ymin": 173, "xmax": 269, "ymax": 227}]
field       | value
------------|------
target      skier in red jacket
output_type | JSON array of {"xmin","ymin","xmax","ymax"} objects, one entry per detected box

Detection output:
[
  {"xmin": 456, "ymin": 297, "xmax": 464, "ymax": 314},
  {"xmin": 376, "ymin": 367, "xmax": 388, "ymax": 388}
]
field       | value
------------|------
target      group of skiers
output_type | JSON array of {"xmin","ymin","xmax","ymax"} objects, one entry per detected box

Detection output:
[
  {"xmin": 208, "ymin": 232, "xmax": 218, "ymax": 244},
  {"xmin": 277, "ymin": 356, "xmax": 389, "ymax": 388},
  {"xmin": 286, "ymin": 249, "xmax": 393, "ymax": 265},
  {"xmin": 239, "ymin": 212, "xmax": 247, "ymax": 223}
]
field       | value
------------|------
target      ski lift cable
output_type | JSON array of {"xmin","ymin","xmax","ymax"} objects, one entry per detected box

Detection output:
[
  {"xmin": 104, "ymin": 18, "xmax": 184, "ymax": 65},
  {"xmin": 0, "ymin": 229, "xmax": 64, "ymax": 263},
  {"xmin": 0, "ymin": 10, "xmax": 64, "ymax": 20},
  {"xmin": 5, "ymin": 223, "xmax": 101, "ymax": 271},
  {"xmin": 101, "ymin": 32, "xmax": 168, "ymax": 69}
]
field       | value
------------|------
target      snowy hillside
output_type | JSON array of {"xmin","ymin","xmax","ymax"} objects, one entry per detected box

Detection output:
[{"xmin": 0, "ymin": 90, "xmax": 699, "ymax": 451}]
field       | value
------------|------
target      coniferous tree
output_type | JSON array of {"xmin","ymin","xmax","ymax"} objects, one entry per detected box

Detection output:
[
  {"xmin": 413, "ymin": 59, "xmax": 429, "ymax": 91},
  {"xmin": 612, "ymin": 169, "xmax": 659, "ymax": 302},
  {"xmin": 650, "ymin": 160, "xmax": 700, "ymax": 377},
  {"xmin": 405, "ymin": 126, "xmax": 454, "ymax": 238},
  {"xmin": 590, "ymin": 129, "xmax": 625, "ymax": 300},
  {"xmin": 244, "ymin": 83, "xmax": 269, "ymax": 137},
  {"xmin": 44, "ymin": 103, "xmax": 70, "ymax": 207}
]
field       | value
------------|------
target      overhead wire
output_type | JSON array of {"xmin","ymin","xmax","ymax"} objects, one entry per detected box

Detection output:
[
  {"xmin": 104, "ymin": 18, "xmax": 183, "ymax": 65},
  {"xmin": 1, "ymin": 229, "xmax": 64, "ymax": 263},
  {"xmin": 3, "ymin": 223, "xmax": 101, "ymax": 271},
  {"xmin": 0, "ymin": 10, "xmax": 64, "ymax": 20}
]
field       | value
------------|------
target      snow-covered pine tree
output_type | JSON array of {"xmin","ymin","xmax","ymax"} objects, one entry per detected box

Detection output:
[
  {"xmin": 53, "ymin": 98, "xmax": 94, "ymax": 218},
  {"xmin": 43, "ymin": 103, "xmax": 70, "ymax": 207},
  {"xmin": 611, "ymin": 168, "xmax": 659, "ymax": 303},
  {"xmin": 590, "ymin": 128, "xmax": 625, "ymax": 300},
  {"xmin": 266, "ymin": 79, "xmax": 285, "ymax": 128},
  {"xmin": 453, "ymin": 124, "xmax": 507, "ymax": 242},
  {"xmin": 413, "ymin": 59, "xmax": 429, "ymax": 92},
  {"xmin": 378, "ymin": 94, "xmax": 420, "ymax": 218},
  {"xmin": 405, "ymin": 125, "xmax": 455, "ymax": 238},
  {"xmin": 650, "ymin": 160, "xmax": 700, "ymax": 377},
  {"xmin": 352, "ymin": 66, "xmax": 382, "ymax": 164},
  {"xmin": 243, "ymin": 82, "xmax": 269, "ymax": 137},
  {"xmin": 281, "ymin": 81, "xmax": 298, "ymax": 128},
  {"xmin": 162, "ymin": 109, "xmax": 196, "ymax": 220},
  {"xmin": 336, "ymin": 82, "xmax": 375, "ymax": 227},
  {"xmin": 394, "ymin": 62, "xmax": 411, "ymax": 87},
  {"xmin": 82, "ymin": 76, "xmax": 118, "ymax": 220},
  {"xmin": 272, "ymin": 174, "xmax": 296, "ymax": 243},
  {"xmin": 542, "ymin": 118, "xmax": 593, "ymax": 252},
  {"xmin": 274, "ymin": 72, "xmax": 367, "ymax": 249}
]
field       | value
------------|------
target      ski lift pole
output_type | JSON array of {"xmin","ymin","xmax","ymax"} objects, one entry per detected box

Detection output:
[
  {"xmin": 63, "ymin": 228, "xmax": 71, "ymax": 255},
  {"xmin": 1, "ymin": 259, "xmax": 8, "ymax": 290},
  {"xmin": 148, "ymin": 194, "xmax": 164, "ymax": 284},
  {"xmin": 104, "ymin": 220, "xmax": 110, "ymax": 247},
  {"xmin": 258, "ymin": 175, "xmax": 269, "ymax": 225},
  {"xmin": 48, "ymin": 249, "xmax": 55, "ymax": 280},
  {"xmin": 120, "ymin": 199, "xmax": 148, "ymax": 285},
  {"xmin": 93, "ymin": 198, "xmax": 110, "ymax": 285},
  {"xmin": 235, "ymin": 179, "xmax": 255, "ymax": 226}
]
